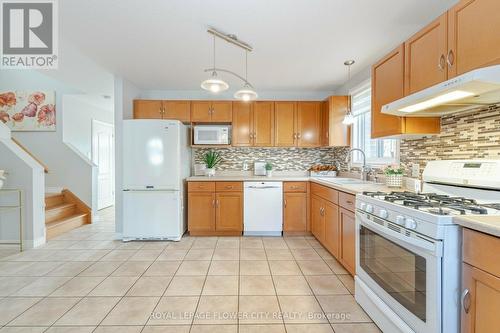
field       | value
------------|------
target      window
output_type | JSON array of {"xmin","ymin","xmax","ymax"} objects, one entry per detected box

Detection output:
[{"xmin": 350, "ymin": 81, "xmax": 399, "ymax": 166}]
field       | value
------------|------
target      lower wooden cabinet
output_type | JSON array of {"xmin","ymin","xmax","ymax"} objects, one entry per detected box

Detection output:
[
  {"xmin": 324, "ymin": 201, "xmax": 340, "ymax": 258},
  {"xmin": 461, "ymin": 228, "xmax": 500, "ymax": 333},
  {"xmin": 283, "ymin": 192, "xmax": 307, "ymax": 233},
  {"xmin": 188, "ymin": 182, "xmax": 242, "ymax": 235},
  {"xmin": 311, "ymin": 195, "xmax": 326, "ymax": 243},
  {"xmin": 339, "ymin": 208, "xmax": 356, "ymax": 275}
]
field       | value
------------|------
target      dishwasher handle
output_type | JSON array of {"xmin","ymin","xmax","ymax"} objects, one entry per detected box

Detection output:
[{"xmin": 247, "ymin": 186, "xmax": 281, "ymax": 189}]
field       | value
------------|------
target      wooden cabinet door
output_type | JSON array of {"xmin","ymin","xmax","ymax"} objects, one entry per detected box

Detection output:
[
  {"xmin": 253, "ymin": 101, "xmax": 275, "ymax": 146},
  {"xmin": 325, "ymin": 96, "xmax": 350, "ymax": 147},
  {"xmin": 274, "ymin": 102, "xmax": 296, "ymax": 147},
  {"xmin": 163, "ymin": 101, "xmax": 191, "ymax": 122},
  {"xmin": 215, "ymin": 192, "xmax": 243, "ymax": 232},
  {"xmin": 371, "ymin": 45, "xmax": 406, "ymax": 138},
  {"xmin": 311, "ymin": 195, "xmax": 325, "ymax": 243},
  {"xmin": 321, "ymin": 101, "xmax": 329, "ymax": 146},
  {"xmin": 191, "ymin": 101, "xmax": 212, "ymax": 122},
  {"xmin": 297, "ymin": 102, "xmax": 322, "ymax": 147},
  {"xmin": 232, "ymin": 102, "xmax": 253, "ymax": 146},
  {"xmin": 405, "ymin": 13, "xmax": 448, "ymax": 95},
  {"xmin": 133, "ymin": 100, "xmax": 162, "ymax": 119},
  {"xmin": 324, "ymin": 200, "xmax": 340, "ymax": 259},
  {"xmin": 211, "ymin": 101, "xmax": 233, "ymax": 122},
  {"xmin": 462, "ymin": 262, "xmax": 500, "ymax": 333},
  {"xmin": 188, "ymin": 192, "xmax": 215, "ymax": 232},
  {"xmin": 448, "ymin": 0, "xmax": 500, "ymax": 78},
  {"xmin": 340, "ymin": 208, "xmax": 355, "ymax": 275},
  {"xmin": 283, "ymin": 193, "xmax": 307, "ymax": 233}
]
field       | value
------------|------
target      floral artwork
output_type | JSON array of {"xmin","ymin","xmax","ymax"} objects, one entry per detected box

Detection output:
[{"xmin": 0, "ymin": 91, "xmax": 56, "ymax": 131}]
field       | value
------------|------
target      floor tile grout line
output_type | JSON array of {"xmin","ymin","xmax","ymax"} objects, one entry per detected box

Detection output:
[{"xmin": 264, "ymin": 238, "xmax": 287, "ymax": 331}]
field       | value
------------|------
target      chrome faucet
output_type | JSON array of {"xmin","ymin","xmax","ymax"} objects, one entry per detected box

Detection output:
[{"xmin": 345, "ymin": 148, "xmax": 370, "ymax": 181}]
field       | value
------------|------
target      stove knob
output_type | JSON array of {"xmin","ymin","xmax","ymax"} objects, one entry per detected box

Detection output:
[
  {"xmin": 396, "ymin": 215, "xmax": 406, "ymax": 225},
  {"xmin": 379, "ymin": 209, "xmax": 388, "ymax": 219},
  {"xmin": 366, "ymin": 204, "xmax": 374, "ymax": 214},
  {"xmin": 405, "ymin": 218, "xmax": 417, "ymax": 230},
  {"xmin": 360, "ymin": 202, "xmax": 366, "ymax": 211}
]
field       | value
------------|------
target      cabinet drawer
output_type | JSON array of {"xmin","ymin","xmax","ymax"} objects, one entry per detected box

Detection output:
[
  {"xmin": 216, "ymin": 182, "xmax": 243, "ymax": 192},
  {"xmin": 310, "ymin": 183, "xmax": 338, "ymax": 204},
  {"xmin": 339, "ymin": 192, "xmax": 356, "ymax": 212},
  {"xmin": 463, "ymin": 228, "xmax": 500, "ymax": 278},
  {"xmin": 188, "ymin": 182, "xmax": 215, "ymax": 192},
  {"xmin": 284, "ymin": 182, "xmax": 307, "ymax": 193}
]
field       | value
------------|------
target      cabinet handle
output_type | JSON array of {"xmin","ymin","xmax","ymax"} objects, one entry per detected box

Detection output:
[
  {"xmin": 438, "ymin": 54, "xmax": 446, "ymax": 71},
  {"xmin": 461, "ymin": 289, "xmax": 470, "ymax": 314},
  {"xmin": 346, "ymin": 200, "xmax": 354, "ymax": 205},
  {"xmin": 284, "ymin": 199, "xmax": 287, "ymax": 208},
  {"xmin": 212, "ymin": 199, "xmax": 215, "ymax": 207},
  {"xmin": 216, "ymin": 200, "xmax": 220, "ymax": 207},
  {"xmin": 320, "ymin": 207, "xmax": 325, "ymax": 216},
  {"xmin": 447, "ymin": 50, "xmax": 454, "ymax": 67},
  {"xmin": 291, "ymin": 186, "xmax": 298, "ymax": 189},
  {"xmin": 297, "ymin": 133, "xmax": 301, "ymax": 139},
  {"xmin": 226, "ymin": 185, "xmax": 233, "ymax": 189},
  {"xmin": 293, "ymin": 133, "xmax": 297, "ymax": 139}
]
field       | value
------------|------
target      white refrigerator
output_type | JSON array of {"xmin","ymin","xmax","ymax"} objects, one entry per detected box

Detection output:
[{"xmin": 122, "ymin": 119, "xmax": 191, "ymax": 241}]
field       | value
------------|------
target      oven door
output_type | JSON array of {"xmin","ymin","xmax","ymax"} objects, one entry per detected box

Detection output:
[{"xmin": 355, "ymin": 210, "xmax": 443, "ymax": 333}]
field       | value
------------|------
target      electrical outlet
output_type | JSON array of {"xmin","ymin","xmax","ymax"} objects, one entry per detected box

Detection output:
[{"xmin": 411, "ymin": 163, "xmax": 420, "ymax": 178}]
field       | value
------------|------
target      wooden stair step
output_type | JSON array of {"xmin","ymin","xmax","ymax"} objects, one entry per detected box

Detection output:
[
  {"xmin": 45, "ymin": 193, "xmax": 65, "ymax": 208},
  {"xmin": 46, "ymin": 213, "xmax": 89, "ymax": 240},
  {"xmin": 45, "ymin": 203, "xmax": 77, "ymax": 224}
]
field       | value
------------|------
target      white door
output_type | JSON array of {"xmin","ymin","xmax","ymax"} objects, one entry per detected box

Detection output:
[{"xmin": 92, "ymin": 120, "xmax": 115, "ymax": 210}]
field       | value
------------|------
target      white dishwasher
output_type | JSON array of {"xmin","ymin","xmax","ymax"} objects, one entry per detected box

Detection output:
[{"xmin": 244, "ymin": 182, "xmax": 283, "ymax": 236}]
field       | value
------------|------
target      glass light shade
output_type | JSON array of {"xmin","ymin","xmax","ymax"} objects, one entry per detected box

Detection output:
[
  {"xmin": 234, "ymin": 84, "xmax": 258, "ymax": 101},
  {"xmin": 201, "ymin": 73, "xmax": 229, "ymax": 93},
  {"xmin": 342, "ymin": 112, "xmax": 355, "ymax": 125}
]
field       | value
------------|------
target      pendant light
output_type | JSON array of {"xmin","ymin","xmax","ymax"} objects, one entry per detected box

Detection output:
[
  {"xmin": 234, "ymin": 50, "xmax": 258, "ymax": 101},
  {"xmin": 342, "ymin": 60, "xmax": 355, "ymax": 125},
  {"xmin": 201, "ymin": 35, "xmax": 229, "ymax": 93}
]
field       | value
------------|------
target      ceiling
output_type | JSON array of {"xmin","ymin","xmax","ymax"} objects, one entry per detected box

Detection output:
[{"xmin": 60, "ymin": 0, "xmax": 458, "ymax": 93}]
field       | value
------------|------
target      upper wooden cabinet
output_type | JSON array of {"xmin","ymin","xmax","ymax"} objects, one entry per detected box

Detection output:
[
  {"xmin": 448, "ymin": 0, "xmax": 500, "ymax": 77},
  {"xmin": 191, "ymin": 101, "xmax": 232, "ymax": 122},
  {"xmin": 297, "ymin": 102, "xmax": 322, "ymax": 147},
  {"xmin": 134, "ymin": 100, "xmax": 190, "ymax": 122},
  {"xmin": 405, "ymin": 14, "xmax": 448, "ymax": 95},
  {"xmin": 371, "ymin": 45, "xmax": 441, "ymax": 138},
  {"xmin": 322, "ymin": 96, "xmax": 350, "ymax": 147},
  {"xmin": 232, "ymin": 101, "xmax": 274, "ymax": 147},
  {"xmin": 274, "ymin": 101, "xmax": 297, "ymax": 147}
]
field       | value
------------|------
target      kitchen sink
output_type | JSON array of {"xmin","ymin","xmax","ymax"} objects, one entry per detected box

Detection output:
[{"xmin": 315, "ymin": 177, "xmax": 380, "ymax": 185}]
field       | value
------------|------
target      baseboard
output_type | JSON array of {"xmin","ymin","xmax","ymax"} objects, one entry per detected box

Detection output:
[
  {"xmin": 24, "ymin": 236, "xmax": 46, "ymax": 249},
  {"xmin": 45, "ymin": 187, "xmax": 64, "ymax": 194}
]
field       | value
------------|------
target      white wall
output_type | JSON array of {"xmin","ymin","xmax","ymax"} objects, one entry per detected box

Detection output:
[
  {"xmin": 0, "ymin": 70, "xmax": 98, "ymax": 212},
  {"xmin": 0, "ymin": 123, "xmax": 45, "ymax": 248},
  {"xmin": 63, "ymin": 95, "xmax": 114, "ymax": 159},
  {"xmin": 114, "ymin": 77, "xmax": 141, "ymax": 235},
  {"xmin": 335, "ymin": 66, "xmax": 371, "ymax": 95}
]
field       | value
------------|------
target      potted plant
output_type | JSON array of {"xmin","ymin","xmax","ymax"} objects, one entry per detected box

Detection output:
[
  {"xmin": 384, "ymin": 165, "xmax": 404, "ymax": 188},
  {"xmin": 203, "ymin": 151, "xmax": 222, "ymax": 177},
  {"xmin": 265, "ymin": 162, "xmax": 273, "ymax": 177}
]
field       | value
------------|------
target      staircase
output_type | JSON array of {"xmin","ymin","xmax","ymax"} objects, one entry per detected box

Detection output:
[{"xmin": 45, "ymin": 190, "xmax": 91, "ymax": 239}]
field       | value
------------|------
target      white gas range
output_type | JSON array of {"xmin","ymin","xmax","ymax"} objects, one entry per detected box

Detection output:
[{"xmin": 354, "ymin": 160, "xmax": 500, "ymax": 333}]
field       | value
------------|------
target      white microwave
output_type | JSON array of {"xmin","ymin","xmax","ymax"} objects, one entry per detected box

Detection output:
[{"xmin": 193, "ymin": 125, "xmax": 230, "ymax": 145}]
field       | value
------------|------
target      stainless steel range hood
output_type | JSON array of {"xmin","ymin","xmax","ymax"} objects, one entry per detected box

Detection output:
[{"xmin": 382, "ymin": 65, "xmax": 500, "ymax": 117}]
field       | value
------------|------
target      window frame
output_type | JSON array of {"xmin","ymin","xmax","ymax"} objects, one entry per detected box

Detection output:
[{"xmin": 348, "ymin": 79, "xmax": 400, "ymax": 168}]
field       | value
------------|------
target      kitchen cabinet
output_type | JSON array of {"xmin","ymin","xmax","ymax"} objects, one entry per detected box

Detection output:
[
  {"xmin": 232, "ymin": 101, "xmax": 274, "ymax": 147},
  {"xmin": 405, "ymin": 14, "xmax": 448, "ymax": 95},
  {"xmin": 324, "ymin": 200, "xmax": 340, "ymax": 258},
  {"xmin": 188, "ymin": 181, "xmax": 242, "ymax": 235},
  {"xmin": 283, "ymin": 181, "xmax": 308, "ymax": 234},
  {"xmin": 322, "ymin": 96, "xmax": 350, "ymax": 147},
  {"xmin": 191, "ymin": 101, "xmax": 232, "ymax": 122},
  {"xmin": 296, "ymin": 102, "xmax": 322, "ymax": 147},
  {"xmin": 339, "ymin": 208, "xmax": 356, "ymax": 275},
  {"xmin": 311, "ymin": 195, "xmax": 326, "ymax": 243},
  {"xmin": 275, "ymin": 101, "xmax": 297, "ymax": 147},
  {"xmin": 371, "ymin": 44, "xmax": 441, "ymax": 138},
  {"xmin": 448, "ymin": 0, "xmax": 500, "ymax": 78},
  {"xmin": 461, "ymin": 228, "xmax": 500, "ymax": 333},
  {"xmin": 133, "ymin": 100, "xmax": 190, "ymax": 122}
]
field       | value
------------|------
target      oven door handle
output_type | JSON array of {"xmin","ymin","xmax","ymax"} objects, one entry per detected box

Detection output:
[{"xmin": 356, "ymin": 211, "xmax": 443, "ymax": 257}]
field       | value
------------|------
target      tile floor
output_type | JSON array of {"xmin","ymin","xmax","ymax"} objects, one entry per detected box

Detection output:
[{"xmin": 0, "ymin": 207, "xmax": 380, "ymax": 332}]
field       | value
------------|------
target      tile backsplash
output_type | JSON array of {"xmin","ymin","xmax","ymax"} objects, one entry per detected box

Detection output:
[
  {"xmin": 193, "ymin": 147, "xmax": 344, "ymax": 171},
  {"xmin": 193, "ymin": 104, "xmax": 500, "ymax": 176}
]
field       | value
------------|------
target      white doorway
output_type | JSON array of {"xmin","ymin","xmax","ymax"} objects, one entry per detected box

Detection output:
[{"xmin": 92, "ymin": 120, "xmax": 115, "ymax": 210}]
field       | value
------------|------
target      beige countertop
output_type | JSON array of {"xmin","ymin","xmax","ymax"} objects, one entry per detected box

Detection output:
[
  {"xmin": 186, "ymin": 174, "xmax": 401, "ymax": 195},
  {"xmin": 453, "ymin": 215, "xmax": 500, "ymax": 238}
]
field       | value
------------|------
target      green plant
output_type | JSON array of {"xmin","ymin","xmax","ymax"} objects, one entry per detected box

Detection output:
[
  {"xmin": 203, "ymin": 151, "xmax": 222, "ymax": 169},
  {"xmin": 265, "ymin": 162, "xmax": 273, "ymax": 171},
  {"xmin": 384, "ymin": 164, "xmax": 404, "ymax": 175}
]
